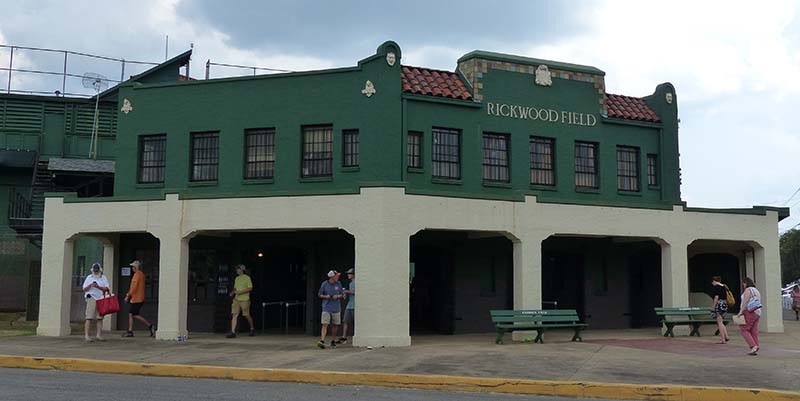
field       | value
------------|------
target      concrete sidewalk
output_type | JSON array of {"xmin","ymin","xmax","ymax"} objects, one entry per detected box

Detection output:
[{"xmin": 2, "ymin": 321, "xmax": 799, "ymax": 392}]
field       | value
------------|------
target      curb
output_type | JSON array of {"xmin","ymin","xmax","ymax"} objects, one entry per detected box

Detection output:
[{"xmin": 0, "ymin": 354, "xmax": 797, "ymax": 401}]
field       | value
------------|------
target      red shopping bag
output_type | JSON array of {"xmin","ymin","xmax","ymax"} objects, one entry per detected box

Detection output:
[{"xmin": 97, "ymin": 292, "xmax": 120, "ymax": 316}]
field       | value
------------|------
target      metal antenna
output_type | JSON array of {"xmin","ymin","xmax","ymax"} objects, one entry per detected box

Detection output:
[{"xmin": 81, "ymin": 73, "xmax": 109, "ymax": 159}]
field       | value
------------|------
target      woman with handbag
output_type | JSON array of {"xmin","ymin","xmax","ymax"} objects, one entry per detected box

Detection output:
[
  {"xmin": 710, "ymin": 276, "xmax": 730, "ymax": 344},
  {"xmin": 736, "ymin": 277, "xmax": 762, "ymax": 356},
  {"xmin": 82, "ymin": 262, "xmax": 110, "ymax": 343}
]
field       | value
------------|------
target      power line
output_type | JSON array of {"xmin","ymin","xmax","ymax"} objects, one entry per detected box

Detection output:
[{"xmin": 783, "ymin": 185, "xmax": 800, "ymax": 206}]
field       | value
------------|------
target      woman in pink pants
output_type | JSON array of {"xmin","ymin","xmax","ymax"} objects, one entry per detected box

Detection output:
[{"xmin": 736, "ymin": 277, "xmax": 761, "ymax": 356}]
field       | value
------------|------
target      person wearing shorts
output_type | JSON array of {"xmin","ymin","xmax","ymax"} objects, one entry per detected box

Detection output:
[
  {"xmin": 122, "ymin": 260, "xmax": 155, "ymax": 338},
  {"xmin": 338, "ymin": 268, "xmax": 355, "ymax": 345},
  {"xmin": 318, "ymin": 270, "xmax": 343, "ymax": 349},
  {"xmin": 82, "ymin": 263, "xmax": 110, "ymax": 343},
  {"xmin": 226, "ymin": 265, "xmax": 254, "ymax": 338},
  {"xmin": 710, "ymin": 276, "xmax": 730, "ymax": 344}
]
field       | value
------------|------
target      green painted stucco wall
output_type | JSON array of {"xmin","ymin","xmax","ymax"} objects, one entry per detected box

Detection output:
[{"xmin": 100, "ymin": 41, "xmax": 681, "ymax": 210}]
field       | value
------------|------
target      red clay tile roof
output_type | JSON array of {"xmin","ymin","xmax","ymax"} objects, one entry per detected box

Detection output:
[
  {"xmin": 401, "ymin": 66, "xmax": 472, "ymax": 101},
  {"xmin": 606, "ymin": 94, "xmax": 660, "ymax": 123}
]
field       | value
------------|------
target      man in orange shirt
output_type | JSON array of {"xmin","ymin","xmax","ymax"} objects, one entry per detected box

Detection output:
[{"xmin": 122, "ymin": 260, "xmax": 155, "ymax": 337}]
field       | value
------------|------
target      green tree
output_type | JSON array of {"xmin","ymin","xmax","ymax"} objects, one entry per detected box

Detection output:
[{"xmin": 780, "ymin": 228, "xmax": 800, "ymax": 285}]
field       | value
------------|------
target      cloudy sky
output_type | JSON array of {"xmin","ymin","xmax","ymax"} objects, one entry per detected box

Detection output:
[{"xmin": 2, "ymin": 0, "xmax": 799, "ymax": 231}]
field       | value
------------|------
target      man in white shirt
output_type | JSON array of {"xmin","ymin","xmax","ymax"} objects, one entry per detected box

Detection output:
[{"xmin": 82, "ymin": 262, "xmax": 110, "ymax": 342}]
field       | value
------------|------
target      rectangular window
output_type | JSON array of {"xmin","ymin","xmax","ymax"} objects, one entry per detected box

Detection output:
[
  {"xmin": 138, "ymin": 134, "xmax": 166, "ymax": 184},
  {"xmin": 301, "ymin": 125, "xmax": 333, "ymax": 178},
  {"xmin": 482, "ymin": 132, "xmax": 510, "ymax": 182},
  {"xmin": 530, "ymin": 136, "xmax": 555, "ymax": 186},
  {"xmin": 617, "ymin": 146, "xmax": 640, "ymax": 192},
  {"xmin": 190, "ymin": 132, "xmax": 219, "ymax": 182},
  {"xmin": 432, "ymin": 127, "xmax": 461, "ymax": 179},
  {"xmin": 407, "ymin": 131, "xmax": 422, "ymax": 169},
  {"xmin": 342, "ymin": 129, "xmax": 359, "ymax": 167},
  {"xmin": 244, "ymin": 128, "xmax": 275, "ymax": 179},
  {"xmin": 647, "ymin": 154, "xmax": 658, "ymax": 187},
  {"xmin": 575, "ymin": 141, "xmax": 598, "ymax": 188}
]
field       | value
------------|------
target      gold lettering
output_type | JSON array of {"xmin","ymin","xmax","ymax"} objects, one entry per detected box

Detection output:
[
  {"xmin": 548, "ymin": 109, "xmax": 559, "ymax": 122},
  {"xmin": 561, "ymin": 111, "xmax": 569, "ymax": 124},
  {"xmin": 587, "ymin": 114, "xmax": 597, "ymax": 126},
  {"xmin": 487, "ymin": 102, "xmax": 496, "ymax": 116},
  {"xmin": 499, "ymin": 104, "xmax": 510, "ymax": 117}
]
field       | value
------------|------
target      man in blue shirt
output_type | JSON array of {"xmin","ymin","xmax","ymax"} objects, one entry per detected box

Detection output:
[
  {"xmin": 317, "ymin": 270, "xmax": 343, "ymax": 349},
  {"xmin": 338, "ymin": 268, "xmax": 355, "ymax": 344}
]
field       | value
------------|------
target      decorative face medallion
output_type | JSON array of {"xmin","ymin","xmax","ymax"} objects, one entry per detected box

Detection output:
[
  {"xmin": 665, "ymin": 92, "xmax": 673, "ymax": 104},
  {"xmin": 121, "ymin": 98, "xmax": 133, "ymax": 114},
  {"xmin": 535, "ymin": 65, "xmax": 552, "ymax": 87},
  {"xmin": 361, "ymin": 80, "xmax": 376, "ymax": 97},
  {"xmin": 386, "ymin": 52, "xmax": 396, "ymax": 66}
]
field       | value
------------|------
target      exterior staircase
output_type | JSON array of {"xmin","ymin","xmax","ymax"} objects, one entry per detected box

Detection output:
[
  {"xmin": 30, "ymin": 159, "xmax": 53, "ymax": 218},
  {"xmin": 7, "ymin": 158, "xmax": 51, "ymax": 248}
]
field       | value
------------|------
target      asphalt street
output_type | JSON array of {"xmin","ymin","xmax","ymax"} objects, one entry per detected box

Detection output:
[{"xmin": 0, "ymin": 368, "xmax": 626, "ymax": 401}]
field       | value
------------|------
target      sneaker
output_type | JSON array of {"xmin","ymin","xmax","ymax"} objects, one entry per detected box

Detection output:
[
  {"xmin": 330, "ymin": 340, "xmax": 337, "ymax": 348},
  {"xmin": 317, "ymin": 340, "xmax": 326, "ymax": 349},
  {"xmin": 337, "ymin": 337, "xmax": 347, "ymax": 344},
  {"xmin": 122, "ymin": 331, "xmax": 134, "ymax": 338},
  {"xmin": 249, "ymin": 329, "xmax": 255, "ymax": 337},
  {"xmin": 225, "ymin": 332, "xmax": 237, "ymax": 339},
  {"xmin": 149, "ymin": 324, "xmax": 155, "ymax": 337},
  {"xmin": 84, "ymin": 337, "xmax": 94, "ymax": 343},
  {"xmin": 95, "ymin": 337, "xmax": 106, "ymax": 342}
]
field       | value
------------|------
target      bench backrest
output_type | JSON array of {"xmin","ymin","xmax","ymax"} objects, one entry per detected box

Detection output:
[
  {"xmin": 654, "ymin": 307, "xmax": 710, "ymax": 316},
  {"xmin": 490, "ymin": 309, "xmax": 581, "ymax": 324}
]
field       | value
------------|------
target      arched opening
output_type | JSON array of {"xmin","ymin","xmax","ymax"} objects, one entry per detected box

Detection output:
[
  {"xmin": 542, "ymin": 235, "xmax": 663, "ymax": 329},
  {"xmin": 688, "ymin": 239, "xmax": 754, "ymax": 313},
  {"xmin": 409, "ymin": 229, "xmax": 513, "ymax": 335},
  {"xmin": 184, "ymin": 229, "xmax": 354, "ymax": 336}
]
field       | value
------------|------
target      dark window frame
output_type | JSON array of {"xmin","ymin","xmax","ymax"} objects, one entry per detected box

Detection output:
[
  {"xmin": 530, "ymin": 136, "xmax": 556, "ymax": 186},
  {"xmin": 301, "ymin": 124, "xmax": 333, "ymax": 178},
  {"xmin": 137, "ymin": 134, "xmax": 167, "ymax": 184},
  {"xmin": 617, "ymin": 145, "xmax": 640, "ymax": 192},
  {"xmin": 243, "ymin": 128, "xmax": 276, "ymax": 180},
  {"xmin": 647, "ymin": 153, "xmax": 659, "ymax": 187},
  {"xmin": 190, "ymin": 131, "xmax": 220, "ymax": 182},
  {"xmin": 342, "ymin": 129, "xmax": 359, "ymax": 167},
  {"xmin": 407, "ymin": 131, "xmax": 423, "ymax": 169},
  {"xmin": 431, "ymin": 127, "xmax": 461, "ymax": 180},
  {"xmin": 482, "ymin": 132, "xmax": 510, "ymax": 183},
  {"xmin": 575, "ymin": 141, "xmax": 599, "ymax": 188}
]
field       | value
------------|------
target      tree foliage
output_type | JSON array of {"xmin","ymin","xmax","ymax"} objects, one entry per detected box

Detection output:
[{"xmin": 780, "ymin": 228, "xmax": 800, "ymax": 285}]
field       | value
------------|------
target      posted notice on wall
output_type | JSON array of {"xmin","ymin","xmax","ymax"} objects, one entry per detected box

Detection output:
[{"xmin": 121, "ymin": 267, "xmax": 131, "ymax": 277}]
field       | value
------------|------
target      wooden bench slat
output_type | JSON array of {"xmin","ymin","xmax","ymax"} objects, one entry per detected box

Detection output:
[{"xmin": 490, "ymin": 309, "xmax": 587, "ymax": 344}]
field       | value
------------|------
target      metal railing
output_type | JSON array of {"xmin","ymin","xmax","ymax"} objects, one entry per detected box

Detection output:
[
  {"xmin": 260, "ymin": 300, "xmax": 307, "ymax": 334},
  {"xmin": 7, "ymin": 188, "xmax": 32, "ymax": 220},
  {"xmin": 205, "ymin": 60, "xmax": 292, "ymax": 79},
  {"xmin": 0, "ymin": 44, "xmax": 159, "ymax": 97}
]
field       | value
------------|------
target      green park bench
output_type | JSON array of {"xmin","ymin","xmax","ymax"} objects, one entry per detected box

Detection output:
[
  {"xmin": 654, "ymin": 307, "xmax": 730, "ymax": 337},
  {"xmin": 489, "ymin": 309, "xmax": 588, "ymax": 344}
]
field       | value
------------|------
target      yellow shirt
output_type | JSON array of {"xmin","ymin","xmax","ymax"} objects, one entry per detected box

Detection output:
[{"xmin": 234, "ymin": 274, "xmax": 252, "ymax": 301}]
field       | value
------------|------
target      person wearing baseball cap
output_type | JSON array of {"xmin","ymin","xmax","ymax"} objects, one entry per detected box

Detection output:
[
  {"xmin": 317, "ymin": 269, "xmax": 344, "ymax": 348},
  {"xmin": 81, "ymin": 262, "xmax": 110, "ymax": 342},
  {"xmin": 338, "ymin": 268, "xmax": 355, "ymax": 345},
  {"xmin": 122, "ymin": 260, "xmax": 155, "ymax": 338}
]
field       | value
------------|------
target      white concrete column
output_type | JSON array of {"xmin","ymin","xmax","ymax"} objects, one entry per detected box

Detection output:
[
  {"xmin": 352, "ymin": 227, "xmax": 411, "ymax": 347},
  {"xmin": 753, "ymin": 242, "xmax": 784, "ymax": 333},
  {"xmin": 101, "ymin": 235, "xmax": 119, "ymax": 331},
  {"xmin": 153, "ymin": 233, "xmax": 190, "ymax": 340},
  {"xmin": 512, "ymin": 235, "xmax": 545, "ymax": 311},
  {"xmin": 744, "ymin": 251, "xmax": 755, "ymax": 280},
  {"xmin": 37, "ymin": 236, "xmax": 74, "ymax": 336},
  {"xmin": 511, "ymin": 234, "xmax": 546, "ymax": 341},
  {"xmin": 660, "ymin": 239, "xmax": 690, "ymax": 308}
]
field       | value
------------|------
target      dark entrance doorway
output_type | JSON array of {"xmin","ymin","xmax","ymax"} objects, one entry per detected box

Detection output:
[
  {"xmin": 542, "ymin": 251, "xmax": 585, "ymax": 318},
  {"xmin": 628, "ymin": 246, "xmax": 663, "ymax": 328},
  {"xmin": 410, "ymin": 230, "xmax": 513, "ymax": 335},
  {"xmin": 186, "ymin": 230, "xmax": 353, "ymax": 335}
]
